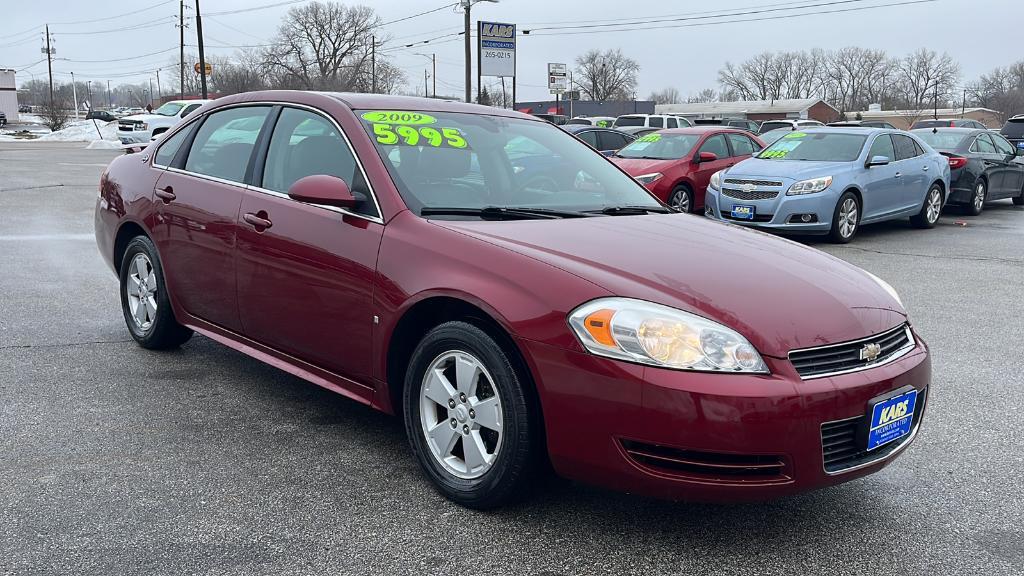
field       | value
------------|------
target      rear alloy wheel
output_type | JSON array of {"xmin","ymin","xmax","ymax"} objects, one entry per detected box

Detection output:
[
  {"xmin": 1014, "ymin": 183, "xmax": 1024, "ymax": 206},
  {"xmin": 119, "ymin": 236, "xmax": 193, "ymax": 349},
  {"xmin": 403, "ymin": 321, "xmax": 540, "ymax": 509},
  {"xmin": 966, "ymin": 180, "xmax": 986, "ymax": 216},
  {"xmin": 829, "ymin": 192, "xmax": 860, "ymax": 243},
  {"xmin": 669, "ymin": 185, "xmax": 693, "ymax": 213},
  {"xmin": 911, "ymin": 184, "xmax": 944, "ymax": 228}
]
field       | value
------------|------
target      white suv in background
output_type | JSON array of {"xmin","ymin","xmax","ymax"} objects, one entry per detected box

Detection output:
[
  {"xmin": 117, "ymin": 99, "xmax": 211, "ymax": 144},
  {"xmin": 613, "ymin": 114, "xmax": 691, "ymax": 130},
  {"xmin": 756, "ymin": 119, "xmax": 824, "ymax": 134}
]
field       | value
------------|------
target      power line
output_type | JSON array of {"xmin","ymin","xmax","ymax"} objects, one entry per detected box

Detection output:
[
  {"xmin": 379, "ymin": 2, "xmax": 458, "ymax": 27},
  {"xmin": 55, "ymin": 16, "xmax": 178, "ymax": 36},
  {"xmin": 522, "ymin": 0, "xmax": 938, "ymax": 35},
  {"xmin": 47, "ymin": 0, "xmax": 176, "ymax": 26},
  {"xmin": 206, "ymin": 0, "xmax": 308, "ymax": 16},
  {"xmin": 519, "ymin": 0, "xmax": 843, "ymax": 26},
  {"xmin": 62, "ymin": 46, "xmax": 180, "ymax": 64}
]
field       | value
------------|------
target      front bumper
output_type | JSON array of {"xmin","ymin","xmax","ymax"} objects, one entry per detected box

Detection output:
[
  {"xmin": 117, "ymin": 130, "xmax": 152, "ymax": 144},
  {"xmin": 523, "ymin": 330, "xmax": 930, "ymax": 502},
  {"xmin": 704, "ymin": 185, "xmax": 834, "ymax": 234}
]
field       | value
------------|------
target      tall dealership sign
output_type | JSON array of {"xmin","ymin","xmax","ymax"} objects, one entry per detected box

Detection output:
[{"xmin": 478, "ymin": 21, "xmax": 516, "ymax": 108}]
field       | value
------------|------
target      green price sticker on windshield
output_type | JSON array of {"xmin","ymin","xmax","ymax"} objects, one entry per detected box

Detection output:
[
  {"xmin": 637, "ymin": 134, "xmax": 661, "ymax": 143},
  {"xmin": 783, "ymin": 131, "xmax": 806, "ymax": 139},
  {"xmin": 361, "ymin": 111, "xmax": 437, "ymax": 125},
  {"xmin": 371, "ymin": 124, "xmax": 468, "ymax": 149}
]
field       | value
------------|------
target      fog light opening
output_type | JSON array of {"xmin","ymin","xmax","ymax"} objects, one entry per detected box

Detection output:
[{"xmin": 788, "ymin": 213, "xmax": 818, "ymax": 224}]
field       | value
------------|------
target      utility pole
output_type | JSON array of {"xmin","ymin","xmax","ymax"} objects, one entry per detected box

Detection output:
[
  {"xmin": 371, "ymin": 35, "xmax": 376, "ymax": 93},
  {"xmin": 71, "ymin": 71, "xmax": 79, "ymax": 119},
  {"xmin": 432, "ymin": 53, "xmax": 436, "ymax": 98},
  {"xmin": 148, "ymin": 78, "xmax": 154, "ymax": 107},
  {"xmin": 463, "ymin": 1, "xmax": 472, "ymax": 102},
  {"xmin": 107, "ymin": 79, "xmax": 111, "ymax": 108},
  {"xmin": 156, "ymin": 70, "xmax": 162, "ymax": 103},
  {"xmin": 44, "ymin": 25, "xmax": 54, "ymax": 106},
  {"xmin": 179, "ymin": 0, "xmax": 185, "ymax": 98},
  {"xmin": 961, "ymin": 88, "xmax": 966, "ymax": 117},
  {"xmin": 933, "ymin": 83, "xmax": 938, "ymax": 120},
  {"xmin": 424, "ymin": 69, "xmax": 428, "ymax": 98},
  {"xmin": 86, "ymin": 81, "xmax": 92, "ymax": 110},
  {"xmin": 195, "ymin": 0, "xmax": 208, "ymax": 99}
]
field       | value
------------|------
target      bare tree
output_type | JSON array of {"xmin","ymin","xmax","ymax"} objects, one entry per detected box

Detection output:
[
  {"xmin": 895, "ymin": 48, "xmax": 960, "ymax": 112},
  {"xmin": 261, "ymin": 1, "xmax": 379, "ymax": 91},
  {"xmin": 40, "ymin": 97, "xmax": 72, "ymax": 132},
  {"xmin": 574, "ymin": 48, "xmax": 640, "ymax": 101},
  {"xmin": 687, "ymin": 88, "xmax": 718, "ymax": 103},
  {"xmin": 647, "ymin": 87, "xmax": 681, "ymax": 105},
  {"xmin": 970, "ymin": 60, "xmax": 1024, "ymax": 121},
  {"xmin": 208, "ymin": 53, "xmax": 268, "ymax": 96}
]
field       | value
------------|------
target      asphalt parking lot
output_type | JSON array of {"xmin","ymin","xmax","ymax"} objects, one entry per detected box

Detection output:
[{"xmin": 1, "ymin": 141, "xmax": 1022, "ymax": 576}]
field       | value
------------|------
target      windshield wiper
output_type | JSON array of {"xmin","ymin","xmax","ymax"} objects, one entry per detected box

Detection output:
[
  {"xmin": 420, "ymin": 206, "xmax": 592, "ymax": 220},
  {"xmin": 591, "ymin": 205, "xmax": 673, "ymax": 216}
]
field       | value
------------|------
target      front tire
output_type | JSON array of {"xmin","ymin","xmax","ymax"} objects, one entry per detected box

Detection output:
[
  {"xmin": 119, "ymin": 236, "xmax": 193, "ymax": 349},
  {"xmin": 911, "ymin": 183, "xmax": 944, "ymax": 227},
  {"xmin": 669, "ymin": 185, "xmax": 694, "ymax": 213},
  {"xmin": 828, "ymin": 191, "xmax": 860, "ymax": 243},
  {"xmin": 965, "ymin": 179, "xmax": 986, "ymax": 216},
  {"xmin": 403, "ymin": 321, "xmax": 540, "ymax": 509}
]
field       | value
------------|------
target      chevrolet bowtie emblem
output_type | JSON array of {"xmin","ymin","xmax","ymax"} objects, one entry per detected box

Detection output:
[
  {"xmin": 742, "ymin": 183, "xmax": 756, "ymax": 192},
  {"xmin": 860, "ymin": 342, "xmax": 882, "ymax": 361}
]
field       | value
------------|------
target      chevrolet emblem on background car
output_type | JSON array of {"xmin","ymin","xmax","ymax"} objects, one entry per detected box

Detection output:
[{"xmin": 860, "ymin": 342, "xmax": 883, "ymax": 361}]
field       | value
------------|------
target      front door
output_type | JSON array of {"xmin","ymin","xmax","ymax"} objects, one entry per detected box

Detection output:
[
  {"xmin": 692, "ymin": 134, "xmax": 734, "ymax": 208},
  {"xmin": 235, "ymin": 106, "xmax": 384, "ymax": 381},
  {"xmin": 861, "ymin": 134, "xmax": 902, "ymax": 220},
  {"xmin": 150, "ymin": 105, "xmax": 272, "ymax": 332}
]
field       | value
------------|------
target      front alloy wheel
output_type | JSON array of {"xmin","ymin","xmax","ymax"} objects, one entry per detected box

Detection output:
[
  {"xmin": 669, "ymin": 186, "xmax": 692, "ymax": 213},
  {"xmin": 404, "ymin": 321, "xmax": 540, "ymax": 509},
  {"xmin": 829, "ymin": 193, "xmax": 859, "ymax": 243}
]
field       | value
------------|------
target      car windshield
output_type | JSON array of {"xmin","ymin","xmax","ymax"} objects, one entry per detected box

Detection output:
[
  {"xmin": 358, "ymin": 110, "xmax": 664, "ymax": 217},
  {"xmin": 615, "ymin": 116, "xmax": 644, "ymax": 127},
  {"xmin": 760, "ymin": 128, "xmax": 796, "ymax": 146},
  {"xmin": 615, "ymin": 133, "xmax": 700, "ymax": 160},
  {"xmin": 154, "ymin": 102, "xmax": 184, "ymax": 117},
  {"xmin": 915, "ymin": 131, "xmax": 967, "ymax": 150},
  {"xmin": 758, "ymin": 131, "xmax": 867, "ymax": 161}
]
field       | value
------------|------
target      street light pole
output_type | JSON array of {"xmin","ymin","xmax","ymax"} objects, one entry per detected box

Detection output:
[
  {"xmin": 461, "ymin": 0, "xmax": 498, "ymax": 103},
  {"xmin": 71, "ymin": 71, "xmax": 79, "ymax": 119}
]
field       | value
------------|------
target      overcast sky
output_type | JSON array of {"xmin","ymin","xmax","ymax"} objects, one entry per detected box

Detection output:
[{"xmin": 3, "ymin": 0, "xmax": 1016, "ymax": 102}]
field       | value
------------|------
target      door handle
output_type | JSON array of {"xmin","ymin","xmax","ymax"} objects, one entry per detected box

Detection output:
[
  {"xmin": 922, "ymin": 165, "xmax": 929, "ymax": 171},
  {"xmin": 243, "ymin": 212, "xmax": 273, "ymax": 230},
  {"xmin": 155, "ymin": 186, "xmax": 176, "ymax": 202},
  {"xmin": 894, "ymin": 172, "xmax": 902, "ymax": 178}
]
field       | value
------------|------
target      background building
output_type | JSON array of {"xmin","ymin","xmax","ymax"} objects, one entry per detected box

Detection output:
[
  {"xmin": 0, "ymin": 69, "xmax": 19, "ymax": 122},
  {"xmin": 517, "ymin": 99, "xmax": 655, "ymax": 118},
  {"xmin": 848, "ymin": 105, "xmax": 1002, "ymax": 129},
  {"xmin": 655, "ymin": 98, "xmax": 840, "ymax": 124}
]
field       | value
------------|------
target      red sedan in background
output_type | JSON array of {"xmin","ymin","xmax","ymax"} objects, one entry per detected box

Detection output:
[
  {"xmin": 95, "ymin": 91, "xmax": 929, "ymax": 509},
  {"xmin": 610, "ymin": 127, "xmax": 765, "ymax": 213}
]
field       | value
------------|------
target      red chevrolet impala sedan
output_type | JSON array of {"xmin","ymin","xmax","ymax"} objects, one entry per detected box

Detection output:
[
  {"xmin": 610, "ymin": 127, "xmax": 764, "ymax": 213},
  {"xmin": 95, "ymin": 91, "xmax": 930, "ymax": 508}
]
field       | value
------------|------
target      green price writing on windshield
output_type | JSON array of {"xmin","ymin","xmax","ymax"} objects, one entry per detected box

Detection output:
[
  {"xmin": 360, "ymin": 111, "xmax": 437, "ymax": 125},
  {"xmin": 372, "ymin": 124, "xmax": 468, "ymax": 149},
  {"xmin": 636, "ymin": 134, "xmax": 661, "ymax": 143},
  {"xmin": 783, "ymin": 131, "xmax": 806, "ymax": 139}
]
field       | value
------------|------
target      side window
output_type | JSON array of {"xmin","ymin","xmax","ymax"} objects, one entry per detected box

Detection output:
[
  {"xmin": 698, "ymin": 134, "xmax": 729, "ymax": 158},
  {"xmin": 912, "ymin": 139, "xmax": 925, "ymax": 156},
  {"xmin": 180, "ymin": 104, "xmax": 201, "ymax": 118},
  {"xmin": 184, "ymin": 106, "xmax": 270, "ymax": 182},
  {"xmin": 153, "ymin": 125, "xmax": 192, "ymax": 167},
  {"xmin": 726, "ymin": 133, "xmax": 755, "ymax": 157},
  {"xmin": 974, "ymin": 134, "xmax": 997, "ymax": 153},
  {"xmin": 667, "ymin": 117, "xmax": 678, "ymax": 128},
  {"xmin": 262, "ymin": 107, "xmax": 377, "ymax": 217},
  {"xmin": 992, "ymin": 134, "xmax": 1015, "ymax": 155},
  {"xmin": 868, "ymin": 134, "xmax": 896, "ymax": 161},
  {"xmin": 576, "ymin": 130, "xmax": 599, "ymax": 149},
  {"xmin": 649, "ymin": 116, "xmax": 663, "ymax": 128},
  {"xmin": 891, "ymin": 134, "xmax": 919, "ymax": 160},
  {"xmin": 598, "ymin": 131, "xmax": 629, "ymax": 151}
]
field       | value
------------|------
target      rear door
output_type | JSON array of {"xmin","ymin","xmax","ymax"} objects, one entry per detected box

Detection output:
[
  {"xmin": 891, "ymin": 134, "xmax": 928, "ymax": 210},
  {"xmin": 235, "ymin": 105, "xmax": 384, "ymax": 383},
  {"xmin": 150, "ymin": 105, "xmax": 271, "ymax": 331},
  {"xmin": 992, "ymin": 133, "xmax": 1024, "ymax": 197}
]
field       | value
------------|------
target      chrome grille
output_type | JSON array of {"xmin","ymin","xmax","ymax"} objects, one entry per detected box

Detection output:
[
  {"xmin": 118, "ymin": 121, "xmax": 142, "ymax": 131},
  {"xmin": 724, "ymin": 178, "xmax": 783, "ymax": 187},
  {"xmin": 789, "ymin": 324, "xmax": 914, "ymax": 379},
  {"xmin": 722, "ymin": 187, "xmax": 780, "ymax": 201}
]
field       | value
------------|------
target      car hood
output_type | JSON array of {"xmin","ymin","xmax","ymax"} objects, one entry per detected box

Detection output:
[
  {"xmin": 727, "ymin": 158, "xmax": 853, "ymax": 183},
  {"xmin": 436, "ymin": 215, "xmax": 906, "ymax": 357},
  {"xmin": 121, "ymin": 114, "xmax": 163, "ymax": 122},
  {"xmin": 609, "ymin": 157, "xmax": 683, "ymax": 175}
]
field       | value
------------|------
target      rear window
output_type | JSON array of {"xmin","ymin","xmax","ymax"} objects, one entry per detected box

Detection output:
[
  {"xmin": 915, "ymin": 131, "xmax": 968, "ymax": 150},
  {"xmin": 614, "ymin": 116, "xmax": 645, "ymax": 127},
  {"xmin": 759, "ymin": 121, "xmax": 791, "ymax": 133},
  {"xmin": 1001, "ymin": 119, "xmax": 1024, "ymax": 138},
  {"xmin": 912, "ymin": 120, "xmax": 948, "ymax": 130},
  {"xmin": 565, "ymin": 118, "xmax": 591, "ymax": 125}
]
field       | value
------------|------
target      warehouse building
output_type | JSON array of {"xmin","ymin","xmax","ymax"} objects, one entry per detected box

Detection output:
[
  {"xmin": 655, "ymin": 98, "xmax": 840, "ymax": 124},
  {"xmin": 848, "ymin": 104, "xmax": 1003, "ymax": 129}
]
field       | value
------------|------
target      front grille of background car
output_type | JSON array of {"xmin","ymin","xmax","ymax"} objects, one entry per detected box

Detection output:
[
  {"xmin": 118, "ymin": 121, "xmax": 142, "ymax": 131},
  {"xmin": 820, "ymin": 387, "xmax": 926, "ymax": 473},
  {"xmin": 724, "ymin": 178, "xmax": 783, "ymax": 187},
  {"xmin": 721, "ymin": 212, "xmax": 773, "ymax": 223},
  {"xmin": 789, "ymin": 324, "xmax": 913, "ymax": 379},
  {"xmin": 620, "ymin": 439, "xmax": 790, "ymax": 483},
  {"xmin": 721, "ymin": 187, "xmax": 780, "ymax": 201}
]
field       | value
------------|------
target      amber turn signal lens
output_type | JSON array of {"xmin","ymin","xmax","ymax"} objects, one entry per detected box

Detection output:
[{"xmin": 583, "ymin": 308, "xmax": 616, "ymax": 346}]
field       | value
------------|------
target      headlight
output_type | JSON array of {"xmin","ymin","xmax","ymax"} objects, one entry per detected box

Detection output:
[
  {"xmin": 139, "ymin": 123, "xmax": 149, "ymax": 131},
  {"xmin": 709, "ymin": 170, "xmax": 724, "ymax": 190},
  {"xmin": 568, "ymin": 298, "xmax": 768, "ymax": 373},
  {"xmin": 787, "ymin": 175, "xmax": 832, "ymax": 195},
  {"xmin": 863, "ymin": 270, "xmax": 904, "ymax": 309},
  {"xmin": 634, "ymin": 172, "xmax": 663, "ymax": 186}
]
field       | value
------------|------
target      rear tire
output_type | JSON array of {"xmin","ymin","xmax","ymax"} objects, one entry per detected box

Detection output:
[
  {"xmin": 1013, "ymin": 183, "xmax": 1024, "ymax": 206},
  {"xmin": 403, "ymin": 321, "xmax": 540, "ymax": 509},
  {"xmin": 965, "ymin": 179, "xmax": 986, "ymax": 216},
  {"xmin": 828, "ymin": 191, "xmax": 860, "ymax": 243},
  {"xmin": 119, "ymin": 236, "xmax": 193, "ymax": 349},
  {"xmin": 911, "ymin": 184, "xmax": 944, "ymax": 228},
  {"xmin": 669, "ymin": 185, "xmax": 694, "ymax": 213}
]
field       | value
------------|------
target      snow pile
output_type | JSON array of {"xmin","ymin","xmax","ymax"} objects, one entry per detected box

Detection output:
[
  {"xmin": 86, "ymin": 139, "xmax": 122, "ymax": 150},
  {"xmin": 18, "ymin": 114, "xmax": 45, "ymax": 124},
  {"xmin": 37, "ymin": 119, "xmax": 118, "ymax": 142}
]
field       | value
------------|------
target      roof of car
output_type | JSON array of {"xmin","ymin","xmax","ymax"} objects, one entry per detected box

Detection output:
[
  {"xmin": 910, "ymin": 127, "xmax": 981, "ymax": 134},
  {"xmin": 327, "ymin": 92, "xmax": 530, "ymax": 119},
  {"xmin": 793, "ymin": 127, "xmax": 887, "ymax": 136},
  {"xmin": 561, "ymin": 124, "xmax": 626, "ymax": 133},
  {"xmin": 657, "ymin": 126, "xmax": 752, "ymax": 135}
]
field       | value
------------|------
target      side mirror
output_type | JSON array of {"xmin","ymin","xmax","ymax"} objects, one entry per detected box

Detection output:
[
  {"xmin": 287, "ymin": 175, "xmax": 358, "ymax": 209},
  {"xmin": 697, "ymin": 151, "xmax": 718, "ymax": 163},
  {"xmin": 866, "ymin": 155, "xmax": 891, "ymax": 167}
]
